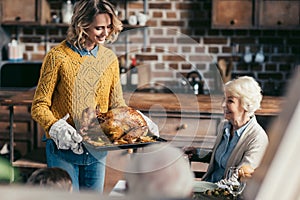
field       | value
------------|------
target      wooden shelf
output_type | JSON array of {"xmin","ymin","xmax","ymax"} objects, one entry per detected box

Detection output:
[
  {"xmin": 123, "ymin": 24, "xmax": 147, "ymax": 30},
  {"xmin": 0, "ymin": 113, "xmax": 32, "ymax": 122},
  {"xmin": 0, "ymin": 132, "xmax": 33, "ymax": 141},
  {"xmin": 1, "ymin": 22, "xmax": 69, "ymax": 28}
]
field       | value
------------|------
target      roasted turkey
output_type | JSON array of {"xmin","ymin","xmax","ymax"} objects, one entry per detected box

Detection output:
[{"xmin": 80, "ymin": 106, "xmax": 151, "ymax": 145}]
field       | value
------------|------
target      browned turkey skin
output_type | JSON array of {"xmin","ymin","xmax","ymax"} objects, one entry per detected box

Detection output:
[{"xmin": 80, "ymin": 106, "xmax": 150, "ymax": 145}]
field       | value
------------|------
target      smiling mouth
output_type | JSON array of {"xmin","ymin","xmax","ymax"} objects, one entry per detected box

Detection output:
[
  {"xmin": 97, "ymin": 35, "xmax": 105, "ymax": 40},
  {"xmin": 96, "ymin": 37, "xmax": 106, "ymax": 44}
]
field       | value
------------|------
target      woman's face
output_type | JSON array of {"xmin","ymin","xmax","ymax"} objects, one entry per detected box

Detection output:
[
  {"xmin": 85, "ymin": 13, "xmax": 112, "ymax": 48},
  {"xmin": 222, "ymin": 92, "xmax": 247, "ymax": 123}
]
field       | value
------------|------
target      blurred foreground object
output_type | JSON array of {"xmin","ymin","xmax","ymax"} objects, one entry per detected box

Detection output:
[
  {"xmin": 0, "ymin": 156, "xmax": 19, "ymax": 183},
  {"xmin": 27, "ymin": 167, "xmax": 73, "ymax": 192},
  {"xmin": 244, "ymin": 70, "xmax": 300, "ymax": 200},
  {"xmin": 125, "ymin": 143, "xmax": 195, "ymax": 199}
]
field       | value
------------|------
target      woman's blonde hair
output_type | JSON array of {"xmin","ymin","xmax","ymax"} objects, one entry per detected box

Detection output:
[
  {"xmin": 66, "ymin": 0, "xmax": 122, "ymax": 49},
  {"xmin": 224, "ymin": 76, "xmax": 263, "ymax": 116}
]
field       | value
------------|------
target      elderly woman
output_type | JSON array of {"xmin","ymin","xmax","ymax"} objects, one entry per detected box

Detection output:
[{"xmin": 185, "ymin": 76, "xmax": 269, "ymax": 183}]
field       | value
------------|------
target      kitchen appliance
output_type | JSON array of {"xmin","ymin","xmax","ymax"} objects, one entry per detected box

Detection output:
[{"xmin": 186, "ymin": 70, "xmax": 204, "ymax": 95}]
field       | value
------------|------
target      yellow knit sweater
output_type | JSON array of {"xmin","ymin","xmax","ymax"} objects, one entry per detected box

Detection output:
[{"xmin": 31, "ymin": 40, "xmax": 126, "ymax": 138}]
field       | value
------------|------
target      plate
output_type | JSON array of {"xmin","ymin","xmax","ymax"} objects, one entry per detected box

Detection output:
[
  {"xmin": 83, "ymin": 136, "xmax": 167, "ymax": 151},
  {"xmin": 193, "ymin": 181, "xmax": 218, "ymax": 193}
]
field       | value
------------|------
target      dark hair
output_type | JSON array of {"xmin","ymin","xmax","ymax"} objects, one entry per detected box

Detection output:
[
  {"xmin": 27, "ymin": 167, "xmax": 72, "ymax": 191},
  {"xmin": 67, "ymin": 0, "xmax": 122, "ymax": 49}
]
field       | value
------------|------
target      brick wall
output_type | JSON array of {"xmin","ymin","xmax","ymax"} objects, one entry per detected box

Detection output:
[{"xmin": 2, "ymin": 0, "xmax": 300, "ymax": 96}]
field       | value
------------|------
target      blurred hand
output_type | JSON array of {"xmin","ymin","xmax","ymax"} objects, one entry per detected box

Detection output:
[
  {"xmin": 182, "ymin": 146, "xmax": 197, "ymax": 159},
  {"xmin": 238, "ymin": 165, "xmax": 254, "ymax": 181}
]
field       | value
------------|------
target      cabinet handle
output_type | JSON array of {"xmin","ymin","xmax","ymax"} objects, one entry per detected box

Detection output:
[
  {"xmin": 277, "ymin": 20, "xmax": 282, "ymax": 25},
  {"xmin": 15, "ymin": 16, "xmax": 21, "ymax": 21},
  {"xmin": 6, "ymin": 123, "xmax": 17, "ymax": 130},
  {"xmin": 230, "ymin": 19, "xmax": 236, "ymax": 25},
  {"xmin": 176, "ymin": 124, "xmax": 188, "ymax": 130}
]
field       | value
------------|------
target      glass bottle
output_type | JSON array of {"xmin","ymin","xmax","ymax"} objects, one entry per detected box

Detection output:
[
  {"xmin": 243, "ymin": 46, "xmax": 252, "ymax": 63},
  {"xmin": 119, "ymin": 56, "xmax": 128, "ymax": 90},
  {"xmin": 255, "ymin": 46, "xmax": 265, "ymax": 63},
  {"xmin": 62, "ymin": 0, "xmax": 73, "ymax": 24},
  {"xmin": 129, "ymin": 55, "xmax": 138, "ymax": 91}
]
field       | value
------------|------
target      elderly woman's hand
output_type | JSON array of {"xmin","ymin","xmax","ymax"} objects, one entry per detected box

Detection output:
[
  {"xmin": 182, "ymin": 146, "xmax": 197, "ymax": 159},
  {"xmin": 239, "ymin": 165, "xmax": 254, "ymax": 181}
]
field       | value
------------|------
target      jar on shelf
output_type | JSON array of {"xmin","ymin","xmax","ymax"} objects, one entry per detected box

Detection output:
[
  {"xmin": 8, "ymin": 39, "xmax": 24, "ymax": 61},
  {"xmin": 129, "ymin": 55, "xmax": 138, "ymax": 91},
  {"xmin": 62, "ymin": 0, "xmax": 73, "ymax": 24}
]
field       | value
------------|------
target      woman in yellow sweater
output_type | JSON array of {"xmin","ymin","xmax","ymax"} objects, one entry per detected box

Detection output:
[{"xmin": 31, "ymin": 0, "xmax": 125, "ymax": 192}]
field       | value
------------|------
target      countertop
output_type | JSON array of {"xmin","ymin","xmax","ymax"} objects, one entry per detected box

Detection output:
[
  {"xmin": 1, "ymin": 89, "xmax": 283, "ymax": 117},
  {"xmin": 124, "ymin": 92, "xmax": 283, "ymax": 117}
]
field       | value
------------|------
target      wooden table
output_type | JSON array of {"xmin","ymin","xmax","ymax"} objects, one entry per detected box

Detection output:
[
  {"xmin": 0, "ymin": 89, "xmax": 284, "ymax": 165},
  {"xmin": 0, "ymin": 88, "xmax": 37, "ymax": 168},
  {"xmin": 0, "ymin": 89, "xmax": 26, "ymax": 101},
  {"xmin": 124, "ymin": 92, "xmax": 283, "ymax": 117},
  {"xmin": 1, "ymin": 89, "xmax": 283, "ymax": 116}
]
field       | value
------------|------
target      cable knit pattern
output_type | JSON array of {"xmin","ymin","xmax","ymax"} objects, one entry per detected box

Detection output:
[{"xmin": 31, "ymin": 40, "xmax": 126, "ymax": 138}]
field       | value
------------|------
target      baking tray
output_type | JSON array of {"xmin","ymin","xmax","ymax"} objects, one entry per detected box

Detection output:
[{"xmin": 82, "ymin": 136, "xmax": 167, "ymax": 151}]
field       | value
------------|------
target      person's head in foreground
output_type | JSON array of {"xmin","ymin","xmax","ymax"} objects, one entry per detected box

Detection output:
[
  {"xmin": 26, "ymin": 167, "xmax": 73, "ymax": 192},
  {"xmin": 125, "ymin": 143, "xmax": 195, "ymax": 199}
]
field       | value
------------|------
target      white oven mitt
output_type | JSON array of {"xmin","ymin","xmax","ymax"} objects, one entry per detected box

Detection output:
[
  {"xmin": 49, "ymin": 114, "xmax": 83, "ymax": 154},
  {"xmin": 137, "ymin": 110, "xmax": 159, "ymax": 136}
]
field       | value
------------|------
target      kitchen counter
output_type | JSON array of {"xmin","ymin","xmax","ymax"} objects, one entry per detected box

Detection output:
[
  {"xmin": 124, "ymin": 92, "xmax": 283, "ymax": 117},
  {"xmin": 1, "ymin": 89, "xmax": 283, "ymax": 116},
  {"xmin": 124, "ymin": 92, "xmax": 282, "ymax": 141},
  {"xmin": 0, "ymin": 89, "xmax": 284, "ymax": 165}
]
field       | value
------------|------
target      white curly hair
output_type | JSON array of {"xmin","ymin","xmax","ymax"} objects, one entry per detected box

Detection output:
[{"xmin": 224, "ymin": 76, "xmax": 263, "ymax": 116}]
